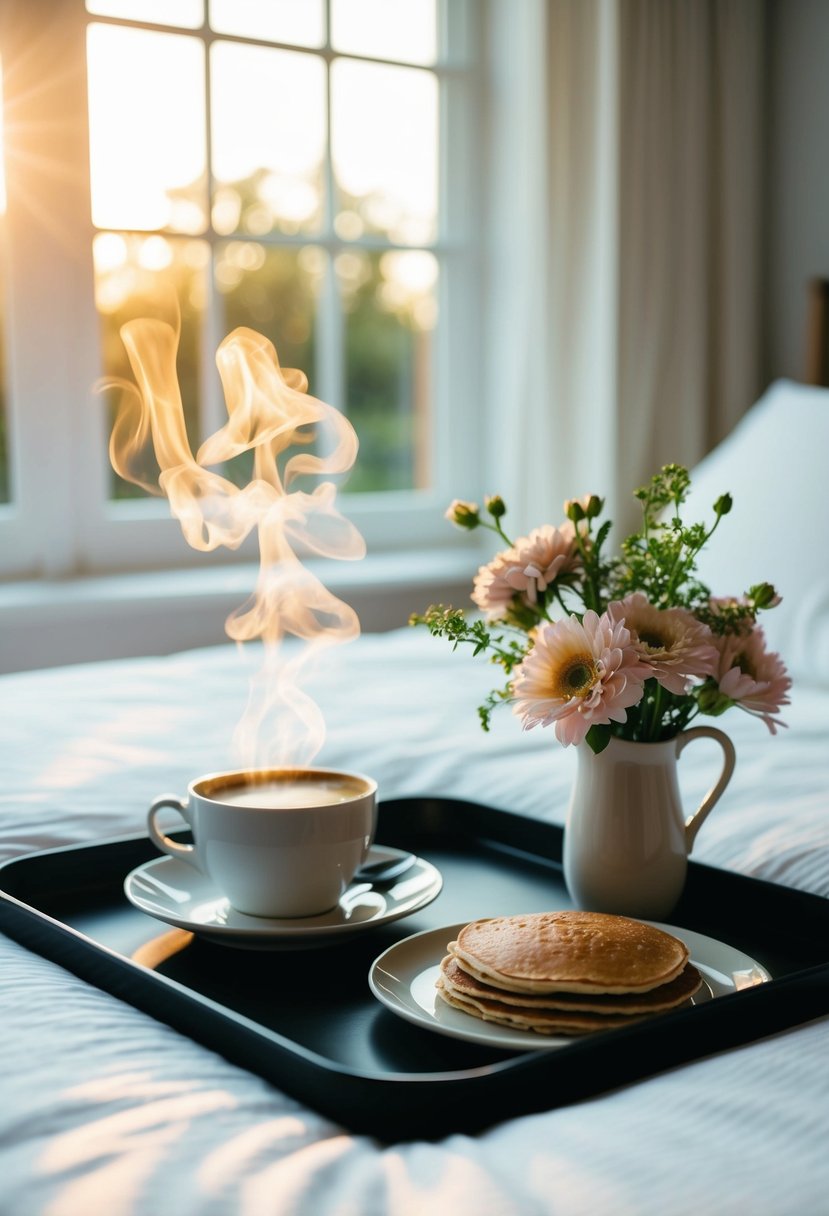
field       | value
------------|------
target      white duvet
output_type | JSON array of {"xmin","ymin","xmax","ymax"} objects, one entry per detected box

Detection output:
[{"xmin": 1, "ymin": 621, "xmax": 829, "ymax": 1216}]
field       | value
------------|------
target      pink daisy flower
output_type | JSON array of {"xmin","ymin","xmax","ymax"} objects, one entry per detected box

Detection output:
[
  {"xmin": 471, "ymin": 524, "xmax": 579, "ymax": 621},
  {"xmin": 471, "ymin": 546, "xmax": 524, "ymax": 620},
  {"xmin": 511, "ymin": 610, "xmax": 651, "ymax": 746},
  {"xmin": 713, "ymin": 626, "xmax": 792, "ymax": 734},
  {"xmin": 518, "ymin": 523, "xmax": 580, "ymax": 594},
  {"xmin": 608, "ymin": 592, "xmax": 719, "ymax": 695}
]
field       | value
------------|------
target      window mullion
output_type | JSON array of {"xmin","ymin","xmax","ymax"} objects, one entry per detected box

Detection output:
[
  {"xmin": 316, "ymin": 252, "xmax": 345, "ymax": 415},
  {"xmin": 199, "ymin": 30, "xmax": 226, "ymax": 443},
  {"xmin": 317, "ymin": 36, "xmax": 345, "ymax": 415}
]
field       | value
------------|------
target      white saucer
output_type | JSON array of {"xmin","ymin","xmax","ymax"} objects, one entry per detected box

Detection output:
[
  {"xmin": 124, "ymin": 846, "xmax": 442, "ymax": 950},
  {"xmin": 368, "ymin": 920, "xmax": 772, "ymax": 1052}
]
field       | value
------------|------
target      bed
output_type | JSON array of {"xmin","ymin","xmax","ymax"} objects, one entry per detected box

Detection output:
[{"xmin": 1, "ymin": 377, "xmax": 828, "ymax": 1216}]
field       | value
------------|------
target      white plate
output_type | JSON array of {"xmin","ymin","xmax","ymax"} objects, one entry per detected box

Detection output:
[
  {"xmin": 124, "ymin": 846, "xmax": 442, "ymax": 950},
  {"xmin": 368, "ymin": 920, "xmax": 772, "ymax": 1051}
]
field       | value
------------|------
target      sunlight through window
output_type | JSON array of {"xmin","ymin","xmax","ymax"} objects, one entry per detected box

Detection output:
[
  {"xmin": 0, "ymin": 53, "xmax": 9, "ymax": 505},
  {"xmin": 84, "ymin": 0, "xmax": 441, "ymax": 501},
  {"xmin": 210, "ymin": 0, "xmax": 325, "ymax": 47},
  {"xmin": 331, "ymin": 59, "xmax": 438, "ymax": 245},
  {"xmin": 87, "ymin": 24, "xmax": 206, "ymax": 233},
  {"xmin": 86, "ymin": 0, "xmax": 204, "ymax": 27},
  {"xmin": 0, "ymin": 0, "xmax": 477, "ymax": 578},
  {"xmin": 331, "ymin": 0, "xmax": 437, "ymax": 65},
  {"xmin": 0, "ymin": 57, "xmax": 5, "ymax": 217},
  {"xmin": 210, "ymin": 42, "xmax": 325, "ymax": 237}
]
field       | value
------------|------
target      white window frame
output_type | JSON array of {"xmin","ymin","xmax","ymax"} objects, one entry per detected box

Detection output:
[{"xmin": 0, "ymin": 0, "xmax": 483, "ymax": 580}]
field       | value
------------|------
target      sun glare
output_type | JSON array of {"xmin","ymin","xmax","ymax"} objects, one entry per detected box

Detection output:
[
  {"xmin": 86, "ymin": 0, "xmax": 203, "ymax": 27},
  {"xmin": 86, "ymin": 23, "xmax": 206, "ymax": 232},
  {"xmin": 0, "ymin": 57, "xmax": 6, "ymax": 215},
  {"xmin": 85, "ymin": 6, "xmax": 437, "ymax": 246}
]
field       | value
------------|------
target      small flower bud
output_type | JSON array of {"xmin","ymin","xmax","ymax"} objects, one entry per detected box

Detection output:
[
  {"xmin": 749, "ymin": 582, "xmax": 781, "ymax": 610},
  {"xmin": 565, "ymin": 493, "xmax": 603, "ymax": 523},
  {"xmin": 696, "ymin": 682, "xmax": 732, "ymax": 717},
  {"xmin": 444, "ymin": 499, "xmax": 480, "ymax": 529},
  {"xmin": 713, "ymin": 493, "xmax": 733, "ymax": 517},
  {"xmin": 484, "ymin": 494, "xmax": 506, "ymax": 519}
]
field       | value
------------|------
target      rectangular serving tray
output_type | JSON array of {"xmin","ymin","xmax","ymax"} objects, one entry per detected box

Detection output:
[{"xmin": 1, "ymin": 796, "xmax": 828, "ymax": 1141}]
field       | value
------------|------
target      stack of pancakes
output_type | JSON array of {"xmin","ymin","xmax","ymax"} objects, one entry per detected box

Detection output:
[{"xmin": 436, "ymin": 910, "xmax": 702, "ymax": 1035}]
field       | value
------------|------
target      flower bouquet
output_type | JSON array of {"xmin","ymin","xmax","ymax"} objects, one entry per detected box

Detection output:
[{"xmin": 412, "ymin": 465, "xmax": 791, "ymax": 755}]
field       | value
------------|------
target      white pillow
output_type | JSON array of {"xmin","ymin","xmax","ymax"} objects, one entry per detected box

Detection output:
[{"xmin": 682, "ymin": 378, "xmax": 829, "ymax": 686}]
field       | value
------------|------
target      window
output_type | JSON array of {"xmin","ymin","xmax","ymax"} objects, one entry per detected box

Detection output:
[
  {"xmin": 0, "ymin": 55, "xmax": 9, "ymax": 509},
  {"xmin": 0, "ymin": 0, "xmax": 480, "ymax": 579}
]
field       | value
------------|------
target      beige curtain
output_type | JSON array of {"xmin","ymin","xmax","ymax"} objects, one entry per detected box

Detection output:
[{"xmin": 483, "ymin": 0, "xmax": 765, "ymax": 535}]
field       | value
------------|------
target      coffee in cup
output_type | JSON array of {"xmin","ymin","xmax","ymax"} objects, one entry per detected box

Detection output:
[{"xmin": 147, "ymin": 767, "xmax": 377, "ymax": 918}]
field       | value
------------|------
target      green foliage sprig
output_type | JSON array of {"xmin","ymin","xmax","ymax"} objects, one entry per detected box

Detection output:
[
  {"xmin": 407, "ymin": 605, "xmax": 530, "ymax": 730},
  {"xmin": 613, "ymin": 465, "xmax": 731, "ymax": 610}
]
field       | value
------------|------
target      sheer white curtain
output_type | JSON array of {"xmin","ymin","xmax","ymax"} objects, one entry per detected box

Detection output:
[{"xmin": 483, "ymin": 0, "xmax": 765, "ymax": 535}]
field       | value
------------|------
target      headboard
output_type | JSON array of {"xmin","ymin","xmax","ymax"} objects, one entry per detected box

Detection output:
[{"xmin": 805, "ymin": 277, "xmax": 829, "ymax": 387}]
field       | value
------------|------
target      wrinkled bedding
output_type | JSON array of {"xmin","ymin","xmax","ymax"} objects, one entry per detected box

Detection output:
[{"xmin": 1, "ymin": 625, "xmax": 828, "ymax": 1216}]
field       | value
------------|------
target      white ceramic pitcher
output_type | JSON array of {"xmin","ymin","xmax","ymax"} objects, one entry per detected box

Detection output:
[{"xmin": 563, "ymin": 727, "xmax": 736, "ymax": 919}]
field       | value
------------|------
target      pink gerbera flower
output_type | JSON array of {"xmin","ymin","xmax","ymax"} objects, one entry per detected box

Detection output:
[
  {"xmin": 472, "ymin": 524, "xmax": 579, "ymax": 621},
  {"xmin": 511, "ymin": 610, "xmax": 651, "ymax": 746},
  {"xmin": 471, "ymin": 546, "xmax": 525, "ymax": 620},
  {"xmin": 518, "ymin": 523, "xmax": 580, "ymax": 595},
  {"xmin": 608, "ymin": 592, "xmax": 719, "ymax": 694},
  {"xmin": 713, "ymin": 626, "xmax": 792, "ymax": 734}
]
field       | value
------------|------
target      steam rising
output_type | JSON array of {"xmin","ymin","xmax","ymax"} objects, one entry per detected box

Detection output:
[{"xmin": 108, "ymin": 312, "xmax": 364, "ymax": 767}]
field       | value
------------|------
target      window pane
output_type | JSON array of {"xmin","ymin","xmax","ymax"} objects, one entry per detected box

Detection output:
[
  {"xmin": 216, "ymin": 242, "xmax": 320, "ymax": 375},
  {"xmin": 210, "ymin": 42, "xmax": 325, "ymax": 238},
  {"xmin": 331, "ymin": 59, "xmax": 437, "ymax": 245},
  {"xmin": 209, "ymin": 0, "xmax": 324, "ymax": 47},
  {"xmin": 93, "ymin": 233, "xmax": 208, "ymax": 499},
  {"xmin": 332, "ymin": 0, "xmax": 437, "ymax": 65},
  {"xmin": 0, "ymin": 56, "xmax": 8, "ymax": 504},
  {"xmin": 338, "ymin": 248, "xmax": 437, "ymax": 492},
  {"xmin": 215, "ymin": 242, "xmax": 323, "ymax": 487},
  {"xmin": 87, "ymin": 24, "xmax": 207, "ymax": 233},
  {"xmin": 86, "ymin": 0, "xmax": 204, "ymax": 28},
  {"xmin": 0, "ymin": 219, "xmax": 8, "ymax": 505}
]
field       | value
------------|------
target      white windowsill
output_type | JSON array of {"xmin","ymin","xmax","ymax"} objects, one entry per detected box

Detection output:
[{"xmin": 0, "ymin": 546, "xmax": 484, "ymax": 674}]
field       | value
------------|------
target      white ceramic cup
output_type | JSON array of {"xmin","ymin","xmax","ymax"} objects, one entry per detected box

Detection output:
[{"xmin": 147, "ymin": 767, "xmax": 377, "ymax": 918}]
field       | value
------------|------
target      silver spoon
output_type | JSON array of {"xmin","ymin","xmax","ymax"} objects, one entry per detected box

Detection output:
[{"xmin": 354, "ymin": 852, "xmax": 417, "ymax": 886}]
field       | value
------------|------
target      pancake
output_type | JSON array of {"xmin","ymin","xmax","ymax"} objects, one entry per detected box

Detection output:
[
  {"xmin": 436, "ymin": 911, "xmax": 701, "ymax": 1037},
  {"xmin": 438, "ymin": 954, "xmax": 703, "ymax": 1014},
  {"xmin": 435, "ymin": 976, "xmax": 644, "ymax": 1035},
  {"xmin": 450, "ymin": 911, "xmax": 689, "ymax": 995}
]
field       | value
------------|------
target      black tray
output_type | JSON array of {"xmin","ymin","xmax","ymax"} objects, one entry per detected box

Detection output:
[{"xmin": 1, "ymin": 796, "xmax": 828, "ymax": 1141}]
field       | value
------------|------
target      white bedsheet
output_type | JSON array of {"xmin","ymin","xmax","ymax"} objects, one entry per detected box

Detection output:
[{"xmin": 1, "ymin": 627, "xmax": 828, "ymax": 1216}]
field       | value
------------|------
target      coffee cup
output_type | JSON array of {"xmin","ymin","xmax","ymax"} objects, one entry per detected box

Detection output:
[{"xmin": 147, "ymin": 766, "xmax": 377, "ymax": 918}]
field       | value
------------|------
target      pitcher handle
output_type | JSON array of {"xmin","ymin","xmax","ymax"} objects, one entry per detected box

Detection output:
[{"xmin": 676, "ymin": 726, "xmax": 736, "ymax": 853}]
